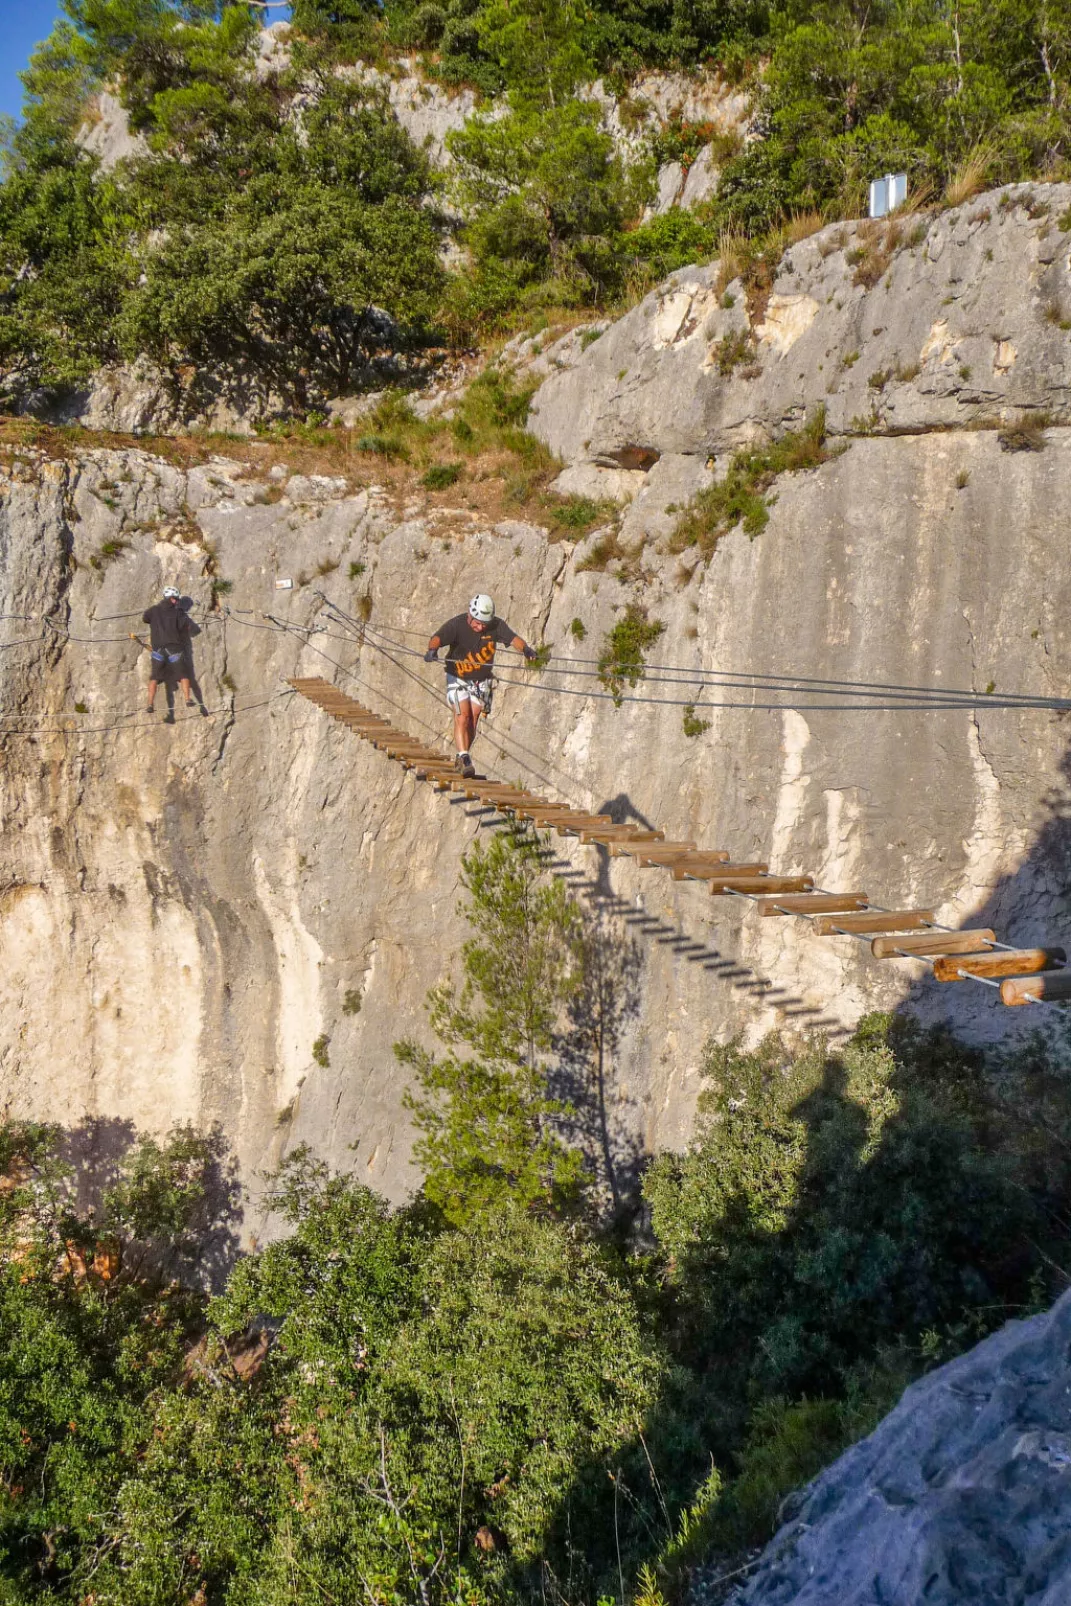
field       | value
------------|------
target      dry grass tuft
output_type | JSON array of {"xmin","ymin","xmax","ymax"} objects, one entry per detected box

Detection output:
[
  {"xmin": 846, "ymin": 219, "xmax": 903, "ymax": 289},
  {"xmin": 944, "ymin": 140, "xmax": 999, "ymax": 208},
  {"xmin": 783, "ymin": 209, "xmax": 826, "ymax": 247}
]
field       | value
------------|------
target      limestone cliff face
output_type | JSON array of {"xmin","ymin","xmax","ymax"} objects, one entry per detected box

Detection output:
[{"xmin": 3, "ymin": 187, "xmax": 1071, "ymax": 1224}]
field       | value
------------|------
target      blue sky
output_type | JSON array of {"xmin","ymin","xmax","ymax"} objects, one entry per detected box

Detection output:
[
  {"xmin": 1, "ymin": 1, "xmax": 64, "ymax": 122},
  {"xmin": 0, "ymin": 3, "xmax": 292, "ymax": 124}
]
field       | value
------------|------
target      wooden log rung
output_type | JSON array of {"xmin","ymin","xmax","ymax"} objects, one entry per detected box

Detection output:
[
  {"xmin": 934, "ymin": 947, "xmax": 1067, "ymax": 982},
  {"xmin": 674, "ymin": 860, "xmax": 766, "ymax": 880},
  {"xmin": 757, "ymin": 893, "xmax": 869, "ymax": 917},
  {"xmin": 610, "ymin": 840, "xmax": 699, "ymax": 859},
  {"xmin": 711, "ymin": 876, "xmax": 815, "ymax": 895},
  {"xmin": 579, "ymin": 828, "xmax": 668, "ymax": 844},
  {"xmin": 1002, "ymin": 970, "xmax": 1071, "ymax": 1005},
  {"xmin": 871, "ymin": 929, "xmax": 996, "ymax": 959},
  {"xmin": 815, "ymin": 910, "xmax": 936, "ymax": 935}
]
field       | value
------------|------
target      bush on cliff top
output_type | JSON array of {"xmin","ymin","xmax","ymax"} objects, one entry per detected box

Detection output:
[{"xmin": 8, "ymin": 0, "xmax": 1071, "ymax": 392}]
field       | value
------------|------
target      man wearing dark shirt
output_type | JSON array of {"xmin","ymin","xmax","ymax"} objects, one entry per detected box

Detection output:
[
  {"xmin": 425, "ymin": 592, "xmax": 536, "ymax": 774},
  {"xmin": 143, "ymin": 587, "xmax": 192, "ymax": 720}
]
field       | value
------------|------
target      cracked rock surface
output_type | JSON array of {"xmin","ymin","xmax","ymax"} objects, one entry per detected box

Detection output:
[
  {"xmin": 529, "ymin": 182, "xmax": 1071, "ymax": 540},
  {"xmin": 725, "ymin": 1290, "xmax": 1071, "ymax": 1606}
]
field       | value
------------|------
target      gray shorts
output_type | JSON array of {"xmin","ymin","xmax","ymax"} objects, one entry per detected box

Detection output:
[{"xmin": 446, "ymin": 675, "xmax": 492, "ymax": 716}]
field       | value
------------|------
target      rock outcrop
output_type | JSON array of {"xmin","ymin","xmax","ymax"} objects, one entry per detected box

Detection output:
[
  {"xmin": 529, "ymin": 182, "xmax": 1071, "ymax": 544},
  {"xmin": 726, "ymin": 1291, "xmax": 1071, "ymax": 1606},
  {"xmin": 4, "ymin": 187, "xmax": 1071, "ymax": 1223}
]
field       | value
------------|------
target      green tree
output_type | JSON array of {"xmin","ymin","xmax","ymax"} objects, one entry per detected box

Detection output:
[
  {"xmin": 0, "ymin": 13, "xmax": 444, "ymax": 407},
  {"xmin": 399, "ymin": 825, "xmax": 590, "ymax": 1224},
  {"xmin": 645, "ymin": 1015, "xmax": 1053, "ymax": 1401},
  {"xmin": 96, "ymin": 1155, "xmax": 660, "ymax": 1606},
  {"xmin": 62, "ymin": 0, "xmax": 259, "ymax": 129},
  {"xmin": 0, "ymin": 1120, "xmax": 231, "ymax": 1598},
  {"xmin": 448, "ymin": 100, "xmax": 649, "ymax": 325},
  {"xmin": 290, "ymin": 0, "xmax": 382, "ymax": 55}
]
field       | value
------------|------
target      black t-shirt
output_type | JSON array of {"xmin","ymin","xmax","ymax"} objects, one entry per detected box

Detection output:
[
  {"xmin": 143, "ymin": 601, "xmax": 191, "ymax": 652},
  {"xmin": 436, "ymin": 613, "xmax": 515, "ymax": 682}
]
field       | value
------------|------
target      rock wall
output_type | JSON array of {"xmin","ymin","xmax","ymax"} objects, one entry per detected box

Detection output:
[
  {"xmin": 725, "ymin": 1290, "xmax": 1071, "ymax": 1605},
  {"xmin": 4, "ymin": 188, "xmax": 1071, "ymax": 1226},
  {"xmin": 529, "ymin": 181, "xmax": 1071, "ymax": 542}
]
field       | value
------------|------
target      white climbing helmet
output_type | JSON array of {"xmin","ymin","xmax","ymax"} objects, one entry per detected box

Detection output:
[
  {"xmin": 163, "ymin": 586, "xmax": 180, "ymax": 600},
  {"xmin": 469, "ymin": 593, "xmax": 494, "ymax": 623}
]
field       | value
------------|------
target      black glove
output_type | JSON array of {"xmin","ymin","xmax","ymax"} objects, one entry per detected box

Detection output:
[
  {"xmin": 424, "ymin": 649, "xmax": 438, "ymax": 662},
  {"xmin": 523, "ymin": 645, "xmax": 537, "ymax": 661}
]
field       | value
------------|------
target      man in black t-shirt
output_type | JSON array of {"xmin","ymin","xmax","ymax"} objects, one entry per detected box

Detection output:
[
  {"xmin": 143, "ymin": 586, "xmax": 192, "ymax": 720},
  {"xmin": 425, "ymin": 592, "xmax": 536, "ymax": 773}
]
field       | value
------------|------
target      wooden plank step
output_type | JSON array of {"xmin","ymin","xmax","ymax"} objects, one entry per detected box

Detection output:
[
  {"xmin": 579, "ymin": 827, "xmax": 667, "ymax": 844},
  {"xmin": 673, "ymin": 859, "xmax": 766, "ymax": 880},
  {"xmin": 871, "ymin": 929, "xmax": 995, "ymax": 959},
  {"xmin": 524, "ymin": 812, "xmax": 613, "ymax": 827},
  {"xmin": 756, "ymin": 893, "xmax": 869, "ymax": 917},
  {"xmin": 493, "ymin": 798, "xmax": 554, "ymax": 812},
  {"xmin": 710, "ymin": 876, "xmax": 814, "ymax": 895},
  {"xmin": 488, "ymin": 796, "xmax": 555, "ymax": 809},
  {"xmin": 1001, "ymin": 971, "xmax": 1071, "ymax": 1006},
  {"xmin": 509, "ymin": 804, "xmax": 586, "ymax": 819},
  {"xmin": 815, "ymin": 909, "xmax": 936, "ymax": 935},
  {"xmin": 609, "ymin": 839, "xmax": 698, "ymax": 858},
  {"xmin": 935, "ymin": 947, "xmax": 1067, "ymax": 982}
]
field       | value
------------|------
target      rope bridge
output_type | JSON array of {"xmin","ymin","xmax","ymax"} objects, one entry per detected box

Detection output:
[{"xmin": 289, "ymin": 676, "xmax": 1069, "ymax": 1013}]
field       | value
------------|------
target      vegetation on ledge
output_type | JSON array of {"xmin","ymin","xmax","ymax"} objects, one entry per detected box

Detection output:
[{"xmin": 670, "ymin": 408, "xmax": 837, "ymax": 557}]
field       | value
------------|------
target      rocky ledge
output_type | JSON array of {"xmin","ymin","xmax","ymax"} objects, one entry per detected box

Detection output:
[
  {"xmin": 529, "ymin": 182, "xmax": 1071, "ymax": 550},
  {"xmin": 726, "ymin": 1291, "xmax": 1071, "ymax": 1606}
]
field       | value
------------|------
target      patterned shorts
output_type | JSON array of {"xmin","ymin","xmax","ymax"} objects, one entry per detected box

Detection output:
[{"xmin": 446, "ymin": 675, "xmax": 492, "ymax": 716}]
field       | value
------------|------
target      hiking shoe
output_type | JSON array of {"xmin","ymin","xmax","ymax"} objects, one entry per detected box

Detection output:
[
  {"xmin": 146, "ymin": 703, "xmax": 156, "ymax": 715},
  {"xmin": 163, "ymin": 711, "xmax": 175, "ymax": 725},
  {"xmin": 186, "ymin": 698, "xmax": 196, "ymax": 708},
  {"xmin": 460, "ymin": 752, "xmax": 476, "ymax": 777}
]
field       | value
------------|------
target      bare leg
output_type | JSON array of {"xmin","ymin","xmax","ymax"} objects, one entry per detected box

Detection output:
[
  {"xmin": 147, "ymin": 677, "xmax": 159, "ymax": 712},
  {"xmin": 179, "ymin": 676, "xmax": 192, "ymax": 705},
  {"xmin": 454, "ymin": 701, "xmax": 479, "ymax": 751}
]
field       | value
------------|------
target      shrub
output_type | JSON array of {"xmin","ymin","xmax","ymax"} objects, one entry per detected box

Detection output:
[
  {"xmin": 682, "ymin": 702, "xmax": 711, "ymax": 736},
  {"xmin": 548, "ymin": 494, "xmax": 610, "ymax": 532},
  {"xmin": 670, "ymin": 409, "xmax": 835, "ymax": 558},
  {"xmin": 421, "ymin": 461, "xmax": 463, "ymax": 489},
  {"xmin": 645, "ymin": 1015, "xmax": 1058, "ymax": 1401},
  {"xmin": 597, "ymin": 604, "xmax": 665, "ymax": 705},
  {"xmin": 998, "ymin": 413, "xmax": 1049, "ymax": 451}
]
